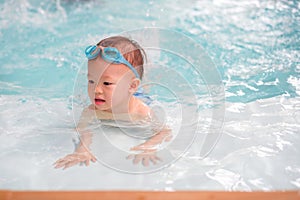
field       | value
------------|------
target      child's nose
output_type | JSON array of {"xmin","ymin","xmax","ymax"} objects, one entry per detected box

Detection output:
[{"xmin": 95, "ymin": 83, "xmax": 103, "ymax": 94}]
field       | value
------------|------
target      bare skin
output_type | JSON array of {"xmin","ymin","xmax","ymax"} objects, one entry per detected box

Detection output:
[{"xmin": 54, "ymin": 48, "xmax": 171, "ymax": 169}]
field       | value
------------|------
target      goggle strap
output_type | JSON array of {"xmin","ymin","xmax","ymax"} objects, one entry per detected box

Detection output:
[
  {"xmin": 85, "ymin": 45, "xmax": 140, "ymax": 79},
  {"xmin": 120, "ymin": 58, "xmax": 140, "ymax": 79}
]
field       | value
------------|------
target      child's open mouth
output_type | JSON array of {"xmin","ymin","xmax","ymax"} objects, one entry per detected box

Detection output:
[{"xmin": 95, "ymin": 98, "xmax": 105, "ymax": 105}]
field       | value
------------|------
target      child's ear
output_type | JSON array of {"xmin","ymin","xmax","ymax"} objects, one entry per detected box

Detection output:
[{"xmin": 129, "ymin": 78, "xmax": 140, "ymax": 93}]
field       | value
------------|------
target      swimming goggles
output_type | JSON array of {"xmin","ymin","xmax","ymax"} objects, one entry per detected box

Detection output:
[{"xmin": 85, "ymin": 45, "xmax": 140, "ymax": 79}]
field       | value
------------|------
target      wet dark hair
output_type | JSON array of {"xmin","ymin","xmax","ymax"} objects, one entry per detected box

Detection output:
[{"xmin": 97, "ymin": 36, "xmax": 146, "ymax": 79}]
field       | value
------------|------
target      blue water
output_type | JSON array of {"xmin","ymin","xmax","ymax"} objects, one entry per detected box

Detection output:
[
  {"xmin": 0, "ymin": 0, "xmax": 300, "ymax": 191},
  {"xmin": 1, "ymin": 0, "xmax": 299, "ymax": 102}
]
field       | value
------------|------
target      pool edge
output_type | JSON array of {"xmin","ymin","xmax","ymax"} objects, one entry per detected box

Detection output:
[{"xmin": 0, "ymin": 190, "xmax": 299, "ymax": 200}]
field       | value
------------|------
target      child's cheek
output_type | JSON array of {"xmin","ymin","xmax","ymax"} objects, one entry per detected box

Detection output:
[
  {"xmin": 87, "ymin": 86, "xmax": 94, "ymax": 96},
  {"xmin": 115, "ymin": 84, "xmax": 129, "ymax": 98}
]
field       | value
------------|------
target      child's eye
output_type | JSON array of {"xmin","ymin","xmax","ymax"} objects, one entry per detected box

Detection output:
[
  {"xmin": 88, "ymin": 80, "xmax": 95, "ymax": 84},
  {"xmin": 103, "ymin": 82, "xmax": 113, "ymax": 86}
]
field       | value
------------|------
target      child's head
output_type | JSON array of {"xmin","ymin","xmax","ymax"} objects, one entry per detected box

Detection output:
[
  {"xmin": 86, "ymin": 36, "xmax": 146, "ymax": 112},
  {"xmin": 97, "ymin": 36, "xmax": 145, "ymax": 79}
]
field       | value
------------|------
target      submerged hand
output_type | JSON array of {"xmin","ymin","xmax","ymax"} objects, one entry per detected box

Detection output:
[
  {"xmin": 53, "ymin": 148, "xmax": 97, "ymax": 170},
  {"xmin": 126, "ymin": 151, "xmax": 162, "ymax": 166}
]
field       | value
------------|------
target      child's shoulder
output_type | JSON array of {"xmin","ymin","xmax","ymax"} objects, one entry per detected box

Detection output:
[{"xmin": 133, "ymin": 98, "xmax": 151, "ymax": 118}]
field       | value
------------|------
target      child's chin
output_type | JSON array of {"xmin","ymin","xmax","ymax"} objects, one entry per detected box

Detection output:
[{"xmin": 94, "ymin": 104, "xmax": 110, "ymax": 111}]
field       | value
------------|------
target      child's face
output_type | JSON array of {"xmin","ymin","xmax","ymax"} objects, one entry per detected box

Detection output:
[{"xmin": 87, "ymin": 57, "xmax": 137, "ymax": 113}]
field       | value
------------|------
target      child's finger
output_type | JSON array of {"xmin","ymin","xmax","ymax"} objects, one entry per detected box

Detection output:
[
  {"xmin": 54, "ymin": 160, "xmax": 69, "ymax": 169},
  {"xmin": 91, "ymin": 154, "xmax": 97, "ymax": 161},
  {"xmin": 133, "ymin": 155, "xmax": 142, "ymax": 165},
  {"xmin": 142, "ymin": 157, "xmax": 150, "ymax": 167},
  {"xmin": 53, "ymin": 160, "xmax": 59, "ymax": 166},
  {"xmin": 53, "ymin": 158, "xmax": 64, "ymax": 165},
  {"xmin": 126, "ymin": 154, "xmax": 134, "ymax": 160},
  {"xmin": 91, "ymin": 157, "xmax": 97, "ymax": 162},
  {"xmin": 155, "ymin": 155, "xmax": 162, "ymax": 162},
  {"xmin": 62, "ymin": 162, "xmax": 74, "ymax": 170},
  {"xmin": 130, "ymin": 146, "xmax": 140, "ymax": 151},
  {"xmin": 55, "ymin": 155, "xmax": 76, "ymax": 166},
  {"xmin": 150, "ymin": 157, "xmax": 157, "ymax": 165},
  {"xmin": 150, "ymin": 155, "xmax": 162, "ymax": 165},
  {"xmin": 130, "ymin": 144, "xmax": 146, "ymax": 151},
  {"xmin": 54, "ymin": 153, "xmax": 76, "ymax": 164},
  {"xmin": 85, "ymin": 159, "xmax": 90, "ymax": 166},
  {"xmin": 164, "ymin": 135, "xmax": 172, "ymax": 142},
  {"xmin": 53, "ymin": 161, "xmax": 61, "ymax": 167},
  {"xmin": 63, "ymin": 160, "xmax": 79, "ymax": 170},
  {"xmin": 54, "ymin": 163, "xmax": 63, "ymax": 169},
  {"xmin": 56, "ymin": 160, "xmax": 71, "ymax": 168}
]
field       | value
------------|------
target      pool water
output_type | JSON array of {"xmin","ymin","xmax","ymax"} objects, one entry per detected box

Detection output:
[{"xmin": 0, "ymin": 0, "xmax": 300, "ymax": 190}]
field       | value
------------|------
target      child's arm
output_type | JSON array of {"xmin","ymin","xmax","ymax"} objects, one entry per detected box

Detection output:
[
  {"xmin": 127, "ymin": 102, "xmax": 173, "ymax": 166},
  {"xmin": 127, "ymin": 126, "xmax": 171, "ymax": 166},
  {"xmin": 53, "ymin": 132, "xmax": 97, "ymax": 169},
  {"xmin": 54, "ymin": 106, "xmax": 97, "ymax": 169},
  {"xmin": 130, "ymin": 127, "xmax": 172, "ymax": 151}
]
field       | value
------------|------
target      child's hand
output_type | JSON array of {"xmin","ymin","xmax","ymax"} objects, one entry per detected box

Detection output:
[
  {"xmin": 126, "ymin": 150, "xmax": 162, "ymax": 167},
  {"xmin": 53, "ymin": 148, "xmax": 97, "ymax": 170}
]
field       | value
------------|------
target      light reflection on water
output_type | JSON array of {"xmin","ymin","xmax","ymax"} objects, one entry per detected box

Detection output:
[{"xmin": 0, "ymin": 0, "xmax": 299, "ymax": 191}]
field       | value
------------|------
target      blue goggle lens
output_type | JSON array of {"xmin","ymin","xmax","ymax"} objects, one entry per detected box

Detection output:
[
  {"xmin": 102, "ymin": 47, "xmax": 122, "ymax": 63},
  {"xmin": 85, "ymin": 45, "xmax": 100, "ymax": 60}
]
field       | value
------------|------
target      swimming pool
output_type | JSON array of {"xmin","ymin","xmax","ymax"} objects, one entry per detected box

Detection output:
[{"xmin": 0, "ymin": 0, "xmax": 299, "ymax": 191}]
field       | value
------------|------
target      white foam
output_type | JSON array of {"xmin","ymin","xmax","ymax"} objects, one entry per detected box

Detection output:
[{"xmin": 0, "ymin": 95, "xmax": 299, "ymax": 190}]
